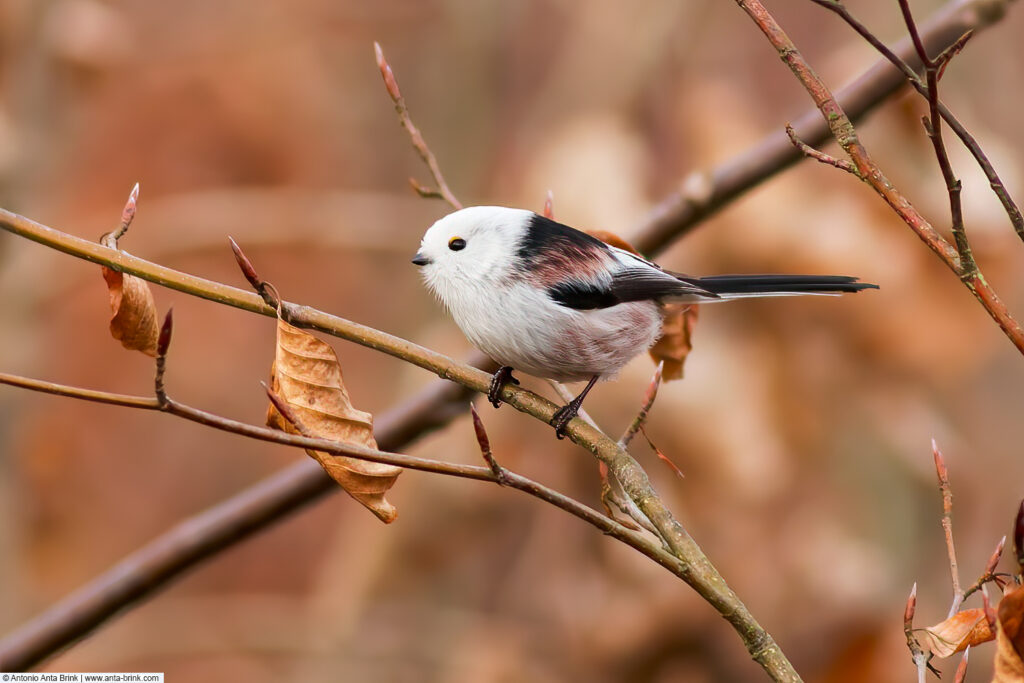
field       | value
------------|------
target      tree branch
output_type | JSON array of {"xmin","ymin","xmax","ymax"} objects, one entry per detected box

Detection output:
[
  {"xmin": 733, "ymin": 0, "xmax": 1024, "ymax": 358},
  {"xmin": 629, "ymin": 0, "xmax": 1014, "ymax": 254},
  {"xmin": 1, "ymin": 6, "xmax": 1008, "ymax": 672},
  {"xmin": 375, "ymin": 42, "xmax": 462, "ymax": 211},
  {"xmin": 0, "ymin": 345, "xmax": 701, "ymax": 671},
  {"xmin": 0, "ymin": 208, "xmax": 801, "ymax": 679},
  {"xmin": 808, "ymin": 0, "xmax": 1024, "ymax": 245}
]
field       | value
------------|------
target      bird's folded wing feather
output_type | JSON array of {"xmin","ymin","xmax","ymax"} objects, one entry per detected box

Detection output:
[{"xmin": 547, "ymin": 267, "xmax": 715, "ymax": 310}]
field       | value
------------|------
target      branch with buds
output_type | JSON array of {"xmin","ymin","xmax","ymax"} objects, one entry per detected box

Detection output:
[{"xmin": 0, "ymin": 3, "xmax": 1019, "ymax": 679}]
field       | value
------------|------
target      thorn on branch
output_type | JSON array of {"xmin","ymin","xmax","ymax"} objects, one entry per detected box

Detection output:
[
  {"xmin": 470, "ymin": 403, "xmax": 509, "ymax": 485},
  {"xmin": 228, "ymin": 237, "xmax": 282, "ymax": 312},
  {"xmin": 785, "ymin": 124, "xmax": 862, "ymax": 178},
  {"xmin": 155, "ymin": 309, "xmax": 173, "ymax": 405}
]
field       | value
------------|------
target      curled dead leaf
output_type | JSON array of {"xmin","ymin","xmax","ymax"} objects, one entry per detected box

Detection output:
[
  {"xmin": 100, "ymin": 266, "xmax": 159, "ymax": 356},
  {"xmin": 99, "ymin": 184, "xmax": 158, "ymax": 356},
  {"xmin": 649, "ymin": 304, "xmax": 698, "ymax": 381},
  {"xmin": 994, "ymin": 587, "xmax": 1024, "ymax": 681},
  {"xmin": 586, "ymin": 229, "xmax": 640, "ymax": 255},
  {"xmin": 266, "ymin": 318, "xmax": 401, "ymax": 523},
  {"xmin": 919, "ymin": 608, "xmax": 995, "ymax": 659}
]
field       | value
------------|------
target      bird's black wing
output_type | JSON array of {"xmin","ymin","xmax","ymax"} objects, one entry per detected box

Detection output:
[{"xmin": 548, "ymin": 268, "xmax": 716, "ymax": 310}]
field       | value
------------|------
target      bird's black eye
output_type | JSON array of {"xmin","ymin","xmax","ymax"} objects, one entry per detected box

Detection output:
[{"xmin": 448, "ymin": 237, "xmax": 466, "ymax": 251}]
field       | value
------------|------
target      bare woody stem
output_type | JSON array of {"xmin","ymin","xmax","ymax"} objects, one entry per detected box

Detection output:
[
  {"xmin": 897, "ymin": 0, "xmax": 975, "ymax": 272},
  {"xmin": 0, "ymin": 369, "xmax": 686, "ymax": 587},
  {"xmin": 375, "ymin": 42, "xmax": 462, "ymax": 211},
  {"xmin": 631, "ymin": 0, "xmax": 1014, "ymax": 253},
  {"xmin": 0, "ymin": 372, "xmax": 478, "ymax": 672},
  {"xmin": 734, "ymin": 0, "xmax": 1024, "ymax": 357},
  {"xmin": 0, "ymin": 7, "xmax": 1009, "ymax": 673},
  {"xmin": 808, "ymin": 0, "xmax": 1024, "ymax": 246},
  {"xmin": 932, "ymin": 441, "xmax": 963, "ymax": 617},
  {"xmin": 0, "ymin": 208, "xmax": 797, "ymax": 681}
]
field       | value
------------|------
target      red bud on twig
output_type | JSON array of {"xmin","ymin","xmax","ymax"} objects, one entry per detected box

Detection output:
[
  {"xmin": 543, "ymin": 190, "xmax": 555, "ymax": 219},
  {"xmin": 374, "ymin": 42, "xmax": 402, "ymax": 102},
  {"xmin": 905, "ymin": 582, "xmax": 918, "ymax": 629}
]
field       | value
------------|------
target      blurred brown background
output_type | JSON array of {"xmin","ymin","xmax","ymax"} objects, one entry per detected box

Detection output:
[{"xmin": 1, "ymin": 0, "xmax": 1023, "ymax": 681}]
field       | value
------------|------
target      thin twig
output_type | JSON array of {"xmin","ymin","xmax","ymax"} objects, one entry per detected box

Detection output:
[
  {"xmin": 548, "ymin": 378, "xmax": 659, "ymax": 536},
  {"xmin": 374, "ymin": 42, "xmax": 462, "ymax": 211},
  {"xmin": 619, "ymin": 362, "xmax": 664, "ymax": 449},
  {"xmin": 154, "ymin": 309, "xmax": 173, "ymax": 404},
  {"xmin": 1, "ymin": 10, "xmax": 1006, "ymax": 671},
  {"xmin": 809, "ymin": 0, "xmax": 1024, "ymax": 245},
  {"xmin": 897, "ymin": 0, "xmax": 977, "ymax": 274},
  {"xmin": 960, "ymin": 535, "xmax": 1008, "ymax": 602},
  {"xmin": 470, "ymin": 404, "xmax": 510, "ymax": 486},
  {"xmin": 0, "ymin": 363, "xmax": 687, "ymax": 583},
  {"xmin": 903, "ymin": 583, "xmax": 933, "ymax": 680},
  {"xmin": 734, "ymin": 0, "xmax": 1024, "ymax": 357},
  {"xmin": 0, "ymin": 370, "xmax": 476, "ymax": 671},
  {"xmin": 0, "ymin": 208, "xmax": 797, "ymax": 679},
  {"xmin": 631, "ymin": 0, "xmax": 1015, "ymax": 253},
  {"xmin": 784, "ymin": 124, "xmax": 861, "ymax": 178},
  {"xmin": 932, "ymin": 440, "xmax": 963, "ymax": 617}
]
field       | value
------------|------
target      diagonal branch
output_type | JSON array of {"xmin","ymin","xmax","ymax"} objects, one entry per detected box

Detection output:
[
  {"xmin": 733, "ymin": 0, "xmax": 1024, "ymax": 358},
  {"xmin": 630, "ymin": 0, "xmax": 1014, "ymax": 254},
  {"xmin": 0, "ymin": 209, "xmax": 797, "ymax": 679},
  {"xmin": 0, "ymin": 363, "xmax": 689, "ymax": 671},
  {"xmin": 1, "ymin": 7, "xmax": 1008, "ymax": 673},
  {"xmin": 808, "ymin": 0, "xmax": 1024, "ymax": 245},
  {"xmin": 375, "ymin": 42, "xmax": 462, "ymax": 211}
]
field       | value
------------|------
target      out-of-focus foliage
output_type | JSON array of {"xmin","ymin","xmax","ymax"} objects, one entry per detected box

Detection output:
[{"xmin": 1, "ymin": 1, "xmax": 1024, "ymax": 680}]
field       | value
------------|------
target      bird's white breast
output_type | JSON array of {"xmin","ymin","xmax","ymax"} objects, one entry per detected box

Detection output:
[{"xmin": 437, "ymin": 275, "xmax": 663, "ymax": 382}]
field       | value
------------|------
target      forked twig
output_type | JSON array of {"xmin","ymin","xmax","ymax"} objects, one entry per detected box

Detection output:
[{"xmin": 374, "ymin": 42, "xmax": 462, "ymax": 211}]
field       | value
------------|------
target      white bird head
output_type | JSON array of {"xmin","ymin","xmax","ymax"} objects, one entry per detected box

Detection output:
[{"xmin": 412, "ymin": 206, "xmax": 532, "ymax": 299}]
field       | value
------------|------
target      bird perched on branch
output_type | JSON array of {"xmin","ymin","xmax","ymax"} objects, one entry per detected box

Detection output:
[{"xmin": 413, "ymin": 206, "xmax": 877, "ymax": 437}]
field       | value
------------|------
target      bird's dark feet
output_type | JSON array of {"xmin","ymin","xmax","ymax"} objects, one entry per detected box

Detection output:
[
  {"xmin": 550, "ymin": 402, "xmax": 580, "ymax": 440},
  {"xmin": 550, "ymin": 375, "xmax": 600, "ymax": 439},
  {"xmin": 487, "ymin": 366, "xmax": 519, "ymax": 408}
]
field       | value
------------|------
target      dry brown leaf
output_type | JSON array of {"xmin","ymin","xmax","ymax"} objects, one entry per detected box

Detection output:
[
  {"xmin": 649, "ymin": 303, "xmax": 698, "ymax": 381},
  {"xmin": 919, "ymin": 608, "xmax": 995, "ymax": 659},
  {"xmin": 266, "ymin": 318, "xmax": 401, "ymax": 523},
  {"xmin": 585, "ymin": 229, "xmax": 640, "ymax": 255},
  {"xmin": 584, "ymin": 229, "xmax": 699, "ymax": 380},
  {"xmin": 100, "ymin": 266, "xmax": 159, "ymax": 357},
  {"xmin": 995, "ymin": 588, "xmax": 1024, "ymax": 681}
]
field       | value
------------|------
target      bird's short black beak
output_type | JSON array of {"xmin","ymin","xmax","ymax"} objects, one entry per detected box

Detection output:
[{"xmin": 411, "ymin": 251, "xmax": 431, "ymax": 266}]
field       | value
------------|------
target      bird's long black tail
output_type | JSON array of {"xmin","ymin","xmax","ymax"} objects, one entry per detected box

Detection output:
[{"xmin": 683, "ymin": 274, "xmax": 878, "ymax": 298}]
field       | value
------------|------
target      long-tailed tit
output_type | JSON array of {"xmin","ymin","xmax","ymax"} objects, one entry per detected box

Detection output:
[{"xmin": 413, "ymin": 206, "xmax": 877, "ymax": 437}]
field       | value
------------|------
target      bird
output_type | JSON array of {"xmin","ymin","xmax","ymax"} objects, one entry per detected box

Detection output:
[{"xmin": 412, "ymin": 205, "xmax": 877, "ymax": 438}]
